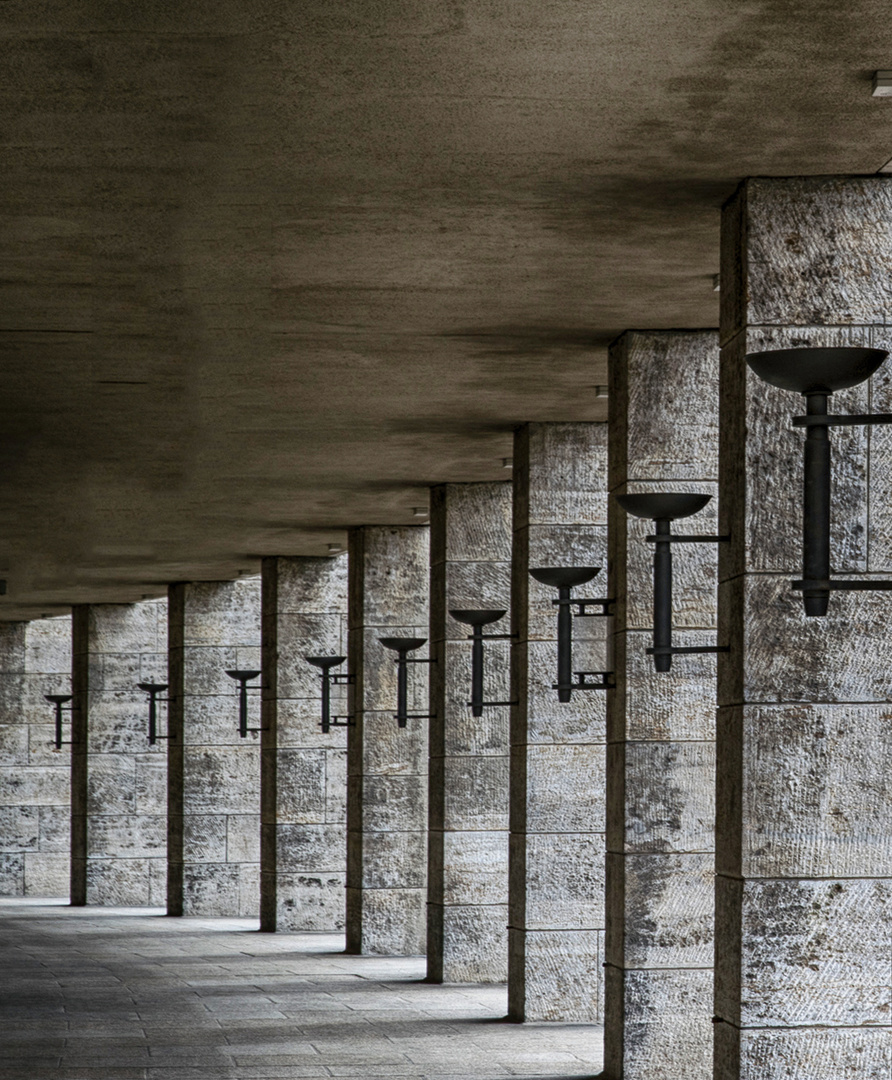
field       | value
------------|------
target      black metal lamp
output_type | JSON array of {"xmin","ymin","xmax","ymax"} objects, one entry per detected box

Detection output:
[
  {"xmin": 305, "ymin": 656, "xmax": 355, "ymax": 733},
  {"xmin": 224, "ymin": 669, "xmax": 266, "ymax": 737},
  {"xmin": 615, "ymin": 492, "xmax": 729, "ymax": 672},
  {"xmin": 45, "ymin": 694, "xmax": 72, "ymax": 751},
  {"xmin": 378, "ymin": 637, "xmax": 434, "ymax": 728},
  {"xmin": 136, "ymin": 683, "xmax": 172, "ymax": 746},
  {"xmin": 746, "ymin": 346, "xmax": 892, "ymax": 616},
  {"xmin": 448, "ymin": 609, "xmax": 515, "ymax": 716},
  {"xmin": 528, "ymin": 568, "xmax": 614, "ymax": 699}
]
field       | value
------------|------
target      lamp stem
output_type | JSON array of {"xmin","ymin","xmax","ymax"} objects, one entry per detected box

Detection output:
[
  {"xmin": 803, "ymin": 391, "xmax": 831, "ymax": 616},
  {"xmin": 148, "ymin": 694, "xmax": 157, "ymax": 746},
  {"xmin": 239, "ymin": 681, "xmax": 249, "ymax": 738},
  {"xmin": 470, "ymin": 627, "xmax": 484, "ymax": 717},
  {"xmin": 396, "ymin": 652, "xmax": 409, "ymax": 727},
  {"xmin": 320, "ymin": 670, "xmax": 332, "ymax": 734},
  {"xmin": 653, "ymin": 519, "xmax": 672, "ymax": 672},
  {"xmin": 557, "ymin": 585, "xmax": 572, "ymax": 702}
]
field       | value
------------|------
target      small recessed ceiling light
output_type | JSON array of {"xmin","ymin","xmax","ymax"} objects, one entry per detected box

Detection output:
[
  {"xmin": 412, "ymin": 507, "xmax": 428, "ymax": 518},
  {"xmin": 595, "ymin": 386, "xmax": 608, "ymax": 398},
  {"xmin": 502, "ymin": 457, "xmax": 513, "ymax": 469},
  {"xmin": 712, "ymin": 274, "xmax": 721, "ymax": 292},
  {"xmin": 878, "ymin": 158, "xmax": 892, "ymax": 174},
  {"xmin": 873, "ymin": 71, "xmax": 892, "ymax": 97},
  {"xmin": 328, "ymin": 543, "xmax": 343, "ymax": 552}
]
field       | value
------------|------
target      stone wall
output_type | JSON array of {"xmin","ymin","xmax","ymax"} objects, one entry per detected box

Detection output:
[
  {"xmin": 0, "ymin": 617, "xmax": 72, "ymax": 896},
  {"xmin": 71, "ymin": 601, "xmax": 168, "ymax": 906},
  {"xmin": 261, "ymin": 555, "xmax": 348, "ymax": 931},
  {"xmin": 168, "ymin": 578, "xmax": 262, "ymax": 917}
]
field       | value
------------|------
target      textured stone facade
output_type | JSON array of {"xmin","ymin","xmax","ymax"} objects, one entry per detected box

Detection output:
[
  {"xmin": 71, "ymin": 602, "xmax": 168, "ymax": 906},
  {"xmin": 605, "ymin": 330, "xmax": 719, "ymax": 1078},
  {"xmin": 716, "ymin": 176, "xmax": 892, "ymax": 1077},
  {"xmin": 428, "ymin": 483, "xmax": 512, "ymax": 983},
  {"xmin": 347, "ymin": 526, "xmax": 429, "ymax": 955},
  {"xmin": 509, "ymin": 422, "xmax": 608, "ymax": 1022},
  {"xmin": 167, "ymin": 579, "xmax": 262, "ymax": 918},
  {"xmin": 260, "ymin": 556, "xmax": 348, "ymax": 932},
  {"xmin": 0, "ymin": 617, "xmax": 72, "ymax": 897}
]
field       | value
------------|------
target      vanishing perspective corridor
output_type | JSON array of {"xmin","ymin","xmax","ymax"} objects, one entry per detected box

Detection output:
[{"xmin": 0, "ymin": 899, "xmax": 603, "ymax": 1080}]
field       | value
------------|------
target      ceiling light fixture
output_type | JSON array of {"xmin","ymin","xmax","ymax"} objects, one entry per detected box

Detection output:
[{"xmin": 872, "ymin": 70, "xmax": 892, "ymax": 97}]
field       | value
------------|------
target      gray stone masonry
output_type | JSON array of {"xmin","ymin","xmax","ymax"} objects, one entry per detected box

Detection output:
[
  {"xmin": 71, "ymin": 602, "xmax": 167, "ymax": 906},
  {"xmin": 427, "ymin": 482, "xmax": 512, "ymax": 983},
  {"xmin": 347, "ymin": 525, "xmax": 429, "ymax": 955},
  {"xmin": 0, "ymin": 617, "xmax": 72, "ymax": 897},
  {"xmin": 260, "ymin": 555, "xmax": 348, "ymax": 932},
  {"xmin": 508, "ymin": 422, "xmax": 608, "ymax": 1022},
  {"xmin": 167, "ymin": 579, "xmax": 261, "ymax": 918},
  {"xmin": 605, "ymin": 330, "xmax": 719, "ymax": 1078},
  {"xmin": 716, "ymin": 176, "xmax": 892, "ymax": 1078}
]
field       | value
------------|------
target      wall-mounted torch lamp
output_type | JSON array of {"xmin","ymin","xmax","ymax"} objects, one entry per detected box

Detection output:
[
  {"xmin": 528, "ymin": 568, "xmax": 614, "ymax": 699},
  {"xmin": 136, "ymin": 683, "xmax": 172, "ymax": 746},
  {"xmin": 45, "ymin": 694, "xmax": 72, "ymax": 751},
  {"xmin": 616, "ymin": 492, "xmax": 729, "ymax": 672},
  {"xmin": 378, "ymin": 637, "xmax": 434, "ymax": 728},
  {"xmin": 746, "ymin": 346, "xmax": 892, "ymax": 616},
  {"xmin": 224, "ymin": 669, "xmax": 266, "ymax": 738},
  {"xmin": 448, "ymin": 609, "xmax": 515, "ymax": 716},
  {"xmin": 305, "ymin": 656, "xmax": 355, "ymax": 733}
]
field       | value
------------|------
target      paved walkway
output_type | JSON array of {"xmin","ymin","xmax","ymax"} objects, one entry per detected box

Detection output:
[{"xmin": 0, "ymin": 898, "xmax": 603, "ymax": 1080}]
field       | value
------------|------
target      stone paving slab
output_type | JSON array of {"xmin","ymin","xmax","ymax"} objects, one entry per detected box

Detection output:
[{"xmin": 0, "ymin": 898, "xmax": 602, "ymax": 1079}]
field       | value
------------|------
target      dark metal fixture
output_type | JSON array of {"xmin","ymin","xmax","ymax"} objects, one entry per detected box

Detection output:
[
  {"xmin": 305, "ymin": 656, "xmax": 355, "ymax": 733},
  {"xmin": 616, "ymin": 492, "xmax": 730, "ymax": 672},
  {"xmin": 449, "ymin": 609, "xmax": 515, "ymax": 716},
  {"xmin": 747, "ymin": 346, "xmax": 892, "ymax": 616},
  {"xmin": 378, "ymin": 637, "xmax": 434, "ymax": 728},
  {"xmin": 528, "ymin": 568, "xmax": 614, "ymax": 699},
  {"xmin": 45, "ymin": 694, "xmax": 72, "ymax": 751},
  {"xmin": 224, "ymin": 669, "xmax": 266, "ymax": 737},
  {"xmin": 137, "ymin": 683, "xmax": 172, "ymax": 746}
]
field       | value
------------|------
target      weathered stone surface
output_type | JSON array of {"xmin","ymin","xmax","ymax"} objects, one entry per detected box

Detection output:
[
  {"xmin": 0, "ymin": 617, "xmax": 72, "ymax": 897},
  {"xmin": 717, "ymin": 177, "xmax": 892, "ymax": 1078},
  {"xmin": 347, "ymin": 526, "xmax": 428, "ymax": 956},
  {"xmin": 71, "ymin": 601, "xmax": 167, "ymax": 906},
  {"xmin": 509, "ymin": 422, "xmax": 608, "ymax": 1023},
  {"xmin": 275, "ymin": 871, "xmax": 346, "ymax": 931},
  {"xmin": 168, "ymin": 578, "xmax": 260, "ymax": 917},
  {"xmin": 606, "ymin": 329, "xmax": 719, "ymax": 1080},
  {"xmin": 432, "ymin": 903, "xmax": 510, "ymax": 983}
]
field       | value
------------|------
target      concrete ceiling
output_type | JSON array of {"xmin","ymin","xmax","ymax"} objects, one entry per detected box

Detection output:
[{"xmin": 2, "ymin": 0, "xmax": 892, "ymax": 619}]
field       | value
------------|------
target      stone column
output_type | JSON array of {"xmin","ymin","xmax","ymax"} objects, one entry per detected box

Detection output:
[
  {"xmin": 0, "ymin": 617, "xmax": 72, "ymax": 897},
  {"xmin": 167, "ymin": 578, "xmax": 262, "ymax": 918},
  {"xmin": 71, "ymin": 601, "xmax": 168, "ymax": 906},
  {"xmin": 716, "ymin": 176, "xmax": 892, "ymax": 1077},
  {"xmin": 260, "ymin": 555, "xmax": 348, "ymax": 932},
  {"xmin": 427, "ymin": 482, "xmax": 512, "ymax": 983},
  {"xmin": 509, "ymin": 422, "xmax": 608, "ymax": 1022},
  {"xmin": 604, "ymin": 330, "xmax": 719, "ymax": 1078},
  {"xmin": 346, "ymin": 525, "xmax": 429, "ymax": 955}
]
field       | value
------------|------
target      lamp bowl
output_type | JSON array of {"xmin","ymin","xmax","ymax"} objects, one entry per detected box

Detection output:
[
  {"xmin": 225, "ymin": 669, "xmax": 261, "ymax": 681},
  {"xmin": 449, "ymin": 608, "xmax": 507, "ymax": 627},
  {"xmin": 137, "ymin": 682, "xmax": 168, "ymax": 693},
  {"xmin": 746, "ymin": 347, "xmax": 888, "ymax": 394},
  {"xmin": 305, "ymin": 655, "xmax": 346, "ymax": 671},
  {"xmin": 616, "ymin": 492, "xmax": 712, "ymax": 521},
  {"xmin": 45, "ymin": 694, "xmax": 73, "ymax": 704},
  {"xmin": 529, "ymin": 566, "xmax": 600, "ymax": 589},
  {"xmin": 379, "ymin": 636, "xmax": 427, "ymax": 653}
]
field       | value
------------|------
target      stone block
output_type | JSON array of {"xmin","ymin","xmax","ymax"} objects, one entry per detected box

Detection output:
[
  {"xmin": 86, "ymin": 755, "xmax": 136, "ymax": 815},
  {"xmin": 275, "ymin": 693, "xmax": 349, "ymax": 748},
  {"xmin": 0, "ymin": 724, "xmax": 29, "ymax": 765},
  {"xmin": 87, "ymin": 692, "xmax": 151, "ymax": 754},
  {"xmin": 38, "ymin": 805, "xmax": 70, "ymax": 851},
  {"xmin": 28, "ymin": 725, "xmax": 70, "ymax": 766},
  {"xmin": 24, "ymin": 852, "xmax": 69, "ymax": 896},
  {"xmin": 0, "ymin": 766, "xmax": 68, "ymax": 806},
  {"xmin": 183, "ymin": 861, "xmax": 240, "ymax": 916},
  {"xmin": 275, "ymin": 748, "xmax": 326, "ymax": 823},
  {"xmin": 275, "ymin": 614, "xmax": 344, "ymax": 699},
  {"xmin": 360, "ymin": 774, "xmax": 427, "ymax": 833},
  {"xmin": 438, "ymin": 903, "xmax": 509, "ymax": 983},
  {"xmin": 523, "ymin": 640, "xmax": 607, "ymax": 745},
  {"xmin": 179, "ymin": 645, "xmax": 242, "ymax": 696},
  {"xmin": 719, "ymin": 704, "xmax": 892, "ymax": 879},
  {"xmin": 86, "ymin": 857, "xmax": 154, "ymax": 905},
  {"xmin": 436, "ymin": 830, "xmax": 508, "ymax": 906},
  {"xmin": 86, "ymin": 603, "xmax": 159, "ymax": 655},
  {"xmin": 276, "ymin": 871, "xmax": 346, "ymax": 931},
  {"xmin": 97, "ymin": 651, "xmax": 143, "ymax": 688},
  {"xmin": 181, "ymin": 579, "xmax": 261, "ymax": 646},
  {"xmin": 227, "ymin": 813, "xmax": 260, "ymax": 863},
  {"xmin": 0, "ymin": 624, "xmax": 26, "ymax": 673},
  {"xmin": 276, "ymin": 823, "xmax": 345, "ymax": 874},
  {"xmin": 433, "ymin": 482, "xmax": 512, "ymax": 563},
  {"xmin": 440, "ymin": 755, "xmax": 508, "ymax": 831},
  {"xmin": 0, "ymin": 676, "xmax": 27, "ymax": 721},
  {"xmin": 324, "ymin": 748, "xmax": 347, "ymax": 823},
  {"xmin": 273, "ymin": 554, "xmax": 347, "ymax": 615},
  {"xmin": 518, "ymin": 832, "xmax": 604, "ymax": 930},
  {"xmin": 521, "ymin": 743, "xmax": 605, "ymax": 833},
  {"xmin": 349, "ymin": 526, "xmax": 429, "ymax": 628},
  {"xmin": 0, "ymin": 806, "xmax": 40, "ymax": 851},
  {"xmin": 182, "ymin": 746, "xmax": 259, "ymax": 816},
  {"xmin": 508, "ymin": 926, "xmax": 601, "ymax": 1022},
  {"xmin": 134, "ymin": 753, "xmax": 166, "ymax": 814},
  {"xmin": 348, "ymin": 828, "xmax": 425, "ymax": 889},
  {"xmin": 238, "ymin": 861, "xmax": 260, "ymax": 916},
  {"xmin": 525, "ymin": 423, "xmax": 609, "ymax": 525},
  {"xmin": 86, "ymin": 813, "xmax": 165, "ymax": 858},
  {"xmin": 0, "ymin": 852, "xmax": 25, "ymax": 895},
  {"xmin": 183, "ymin": 814, "xmax": 227, "ymax": 862},
  {"xmin": 351, "ymin": 885, "xmax": 426, "ymax": 955},
  {"xmin": 714, "ymin": 1023, "xmax": 892, "ymax": 1080},
  {"xmin": 181, "ymin": 692, "xmax": 244, "ymax": 747}
]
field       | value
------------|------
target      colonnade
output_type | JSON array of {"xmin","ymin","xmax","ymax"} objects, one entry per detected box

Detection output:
[{"xmin": 2, "ymin": 175, "xmax": 892, "ymax": 1077}]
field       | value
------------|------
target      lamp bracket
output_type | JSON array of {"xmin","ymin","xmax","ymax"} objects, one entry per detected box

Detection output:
[
  {"xmin": 405, "ymin": 656, "xmax": 435, "ymax": 665},
  {"xmin": 792, "ymin": 579, "xmax": 892, "ymax": 592},
  {"xmin": 553, "ymin": 671, "xmax": 615, "ymax": 692},
  {"xmin": 552, "ymin": 596, "xmax": 614, "ymax": 617},
  {"xmin": 645, "ymin": 534, "xmax": 730, "ymax": 544},
  {"xmin": 467, "ymin": 699, "xmax": 518, "ymax": 709},
  {"xmin": 331, "ymin": 672, "xmax": 355, "ymax": 685},
  {"xmin": 647, "ymin": 645, "xmax": 730, "ymax": 656},
  {"xmin": 792, "ymin": 412, "xmax": 892, "ymax": 428},
  {"xmin": 327, "ymin": 715, "xmax": 356, "ymax": 728}
]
